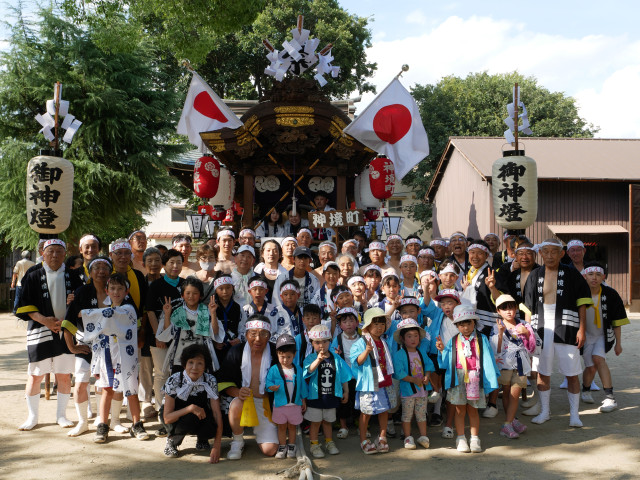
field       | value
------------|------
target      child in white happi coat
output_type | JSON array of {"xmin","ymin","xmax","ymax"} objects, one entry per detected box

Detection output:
[
  {"xmin": 82, "ymin": 273, "xmax": 148, "ymax": 443},
  {"xmin": 238, "ymin": 276, "xmax": 277, "ymax": 342},
  {"xmin": 156, "ymin": 276, "xmax": 226, "ymax": 375},
  {"xmin": 392, "ymin": 319, "xmax": 435, "ymax": 450},
  {"xmin": 490, "ymin": 295, "xmax": 536, "ymax": 439},
  {"xmin": 399, "ymin": 255, "xmax": 420, "ymax": 297},
  {"xmin": 435, "ymin": 304, "xmax": 499, "ymax": 453},
  {"xmin": 271, "ymin": 281, "xmax": 304, "ymax": 340}
]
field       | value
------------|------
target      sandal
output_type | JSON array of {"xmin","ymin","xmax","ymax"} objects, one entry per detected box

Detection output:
[
  {"xmin": 441, "ymin": 426, "xmax": 454, "ymax": 439},
  {"xmin": 360, "ymin": 439, "xmax": 377, "ymax": 455},
  {"xmin": 376, "ymin": 437, "xmax": 389, "ymax": 453},
  {"xmin": 336, "ymin": 428, "xmax": 349, "ymax": 439}
]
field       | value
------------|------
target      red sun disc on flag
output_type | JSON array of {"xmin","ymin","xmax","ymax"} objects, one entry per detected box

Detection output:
[
  {"xmin": 194, "ymin": 92, "xmax": 229, "ymax": 122},
  {"xmin": 372, "ymin": 104, "xmax": 412, "ymax": 144}
]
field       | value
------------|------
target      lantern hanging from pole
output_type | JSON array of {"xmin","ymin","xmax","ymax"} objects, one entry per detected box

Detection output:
[
  {"xmin": 354, "ymin": 167, "xmax": 379, "ymax": 209},
  {"xmin": 491, "ymin": 150, "xmax": 538, "ymax": 230},
  {"xmin": 193, "ymin": 156, "xmax": 220, "ymax": 199},
  {"xmin": 208, "ymin": 166, "xmax": 235, "ymax": 210},
  {"xmin": 369, "ymin": 156, "xmax": 395, "ymax": 200},
  {"xmin": 26, "ymin": 155, "xmax": 74, "ymax": 234}
]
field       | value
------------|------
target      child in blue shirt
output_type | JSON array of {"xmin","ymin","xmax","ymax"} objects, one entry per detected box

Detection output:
[{"xmin": 266, "ymin": 334, "xmax": 306, "ymax": 459}]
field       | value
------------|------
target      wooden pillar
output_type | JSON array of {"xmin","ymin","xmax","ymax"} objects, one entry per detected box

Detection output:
[{"xmin": 243, "ymin": 174, "xmax": 254, "ymax": 227}]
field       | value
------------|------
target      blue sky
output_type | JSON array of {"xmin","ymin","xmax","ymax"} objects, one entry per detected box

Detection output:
[{"xmin": 339, "ymin": 0, "xmax": 640, "ymax": 137}]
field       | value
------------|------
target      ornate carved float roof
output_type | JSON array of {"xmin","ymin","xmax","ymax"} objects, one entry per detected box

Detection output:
[{"xmin": 199, "ymin": 77, "xmax": 375, "ymax": 177}]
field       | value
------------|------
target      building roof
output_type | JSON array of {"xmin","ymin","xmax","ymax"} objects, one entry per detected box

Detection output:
[{"xmin": 427, "ymin": 137, "xmax": 640, "ymax": 201}]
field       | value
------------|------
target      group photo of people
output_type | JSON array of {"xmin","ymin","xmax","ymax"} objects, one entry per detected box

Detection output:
[{"xmin": 13, "ymin": 225, "xmax": 629, "ymax": 464}]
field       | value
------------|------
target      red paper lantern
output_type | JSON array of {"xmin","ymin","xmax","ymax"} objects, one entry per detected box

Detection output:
[
  {"xmin": 369, "ymin": 156, "xmax": 395, "ymax": 200},
  {"xmin": 193, "ymin": 156, "xmax": 220, "ymax": 199},
  {"xmin": 222, "ymin": 208, "xmax": 234, "ymax": 224},
  {"xmin": 210, "ymin": 208, "xmax": 226, "ymax": 221},
  {"xmin": 197, "ymin": 205, "xmax": 213, "ymax": 216},
  {"xmin": 364, "ymin": 209, "xmax": 379, "ymax": 221}
]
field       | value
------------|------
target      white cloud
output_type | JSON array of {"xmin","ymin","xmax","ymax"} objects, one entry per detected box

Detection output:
[
  {"xmin": 405, "ymin": 9, "xmax": 428, "ymax": 25},
  {"xmin": 355, "ymin": 15, "xmax": 640, "ymax": 138}
]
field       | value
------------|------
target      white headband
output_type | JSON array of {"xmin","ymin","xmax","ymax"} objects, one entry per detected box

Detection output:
[
  {"xmin": 400, "ymin": 254, "xmax": 418, "ymax": 266},
  {"xmin": 249, "ymin": 279, "xmax": 268, "ymax": 290},
  {"xmin": 567, "ymin": 240, "xmax": 585, "ymax": 249},
  {"xmin": 336, "ymin": 307, "xmax": 359, "ymax": 318},
  {"xmin": 386, "ymin": 234, "xmax": 403, "ymax": 244},
  {"xmin": 430, "ymin": 239, "xmax": 447, "ymax": 248},
  {"xmin": 399, "ymin": 297, "xmax": 420, "ymax": 308},
  {"xmin": 439, "ymin": 264, "xmax": 458, "ymax": 275},
  {"xmin": 516, "ymin": 246, "xmax": 536, "ymax": 253},
  {"xmin": 44, "ymin": 239, "xmax": 66, "ymax": 250},
  {"xmin": 363, "ymin": 264, "xmax": 382, "ymax": 275},
  {"xmin": 319, "ymin": 241, "xmax": 337, "ymax": 251},
  {"xmin": 582, "ymin": 266, "xmax": 604, "ymax": 275},
  {"xmin": 239, "ymin": 228, "xmax": 255, "ymax": 238},
  {"xmin": 217, "ymin": 229, "xmax": 235, "ymax": 240},
  {"xmin": 449, "ymin": 233, "xmax": 466, "ymax": 242},
  {"xmin": 342, "ymin": 239, "xmax": 357, "ymax": 247},
  {"xmin": 89, "ymin": 258, "xmax": 111, "ymax": 270},
  {"xmin": 369, "ymin": 241, "xmax": 386, "ymax": 251},
  {"xmin": 281, "ymin": 236, "xmax": 298, "ymax": 246},
  {"xmin": 127, "ymin": 230, "xmax": 145, "ymax": 241},
  {"xmin": 298, "ymin": 228, "xmax": 313, "ymax": 237},
  {"xmin": 420, "ymin": 269, "xmax": 439, "ymax": 280},
  {"xmin": 418, "ymin": 248, "xmax": 435, "ymax": 258},
  {"xmin": 405, "ymin": 238, "xmax": 422, "ymax": 246},
  {"xmin": 537, "ymin": 241, "xmax": 563, "ymax": 250},
  {"xmin": 214, "ymin": 277, "xmax": 233, "ymax": 290},
  {"xmin": 467, "ymin": 243, "xmax": 490, "ymax": 255},
  {"xmin": 308, "ymin": 326, "xmax": 331, "ymax": 340},
  {"xmin": 245, "ymin": 320, "xmax": 271, "ymax": 331},
  {"xmin": 280, "ymin": 283, "xmax": 300, "ymax": 294},
  {"xmin": 79, "ymin": 235, "xmax": 99, "ymax": 248},
  {"xmin": 347, "ymin": 276, "xmax": 365, "ymax": 288},
  {"xmin": 110, "ymin": 241, "xmax": 131, "ymax": 253}
]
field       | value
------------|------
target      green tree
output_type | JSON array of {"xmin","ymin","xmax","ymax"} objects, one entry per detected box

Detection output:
[
  {"xmin": 197, "ymin": 0, "xmax": 376, "ymax": 99},
  {"xmin": 0, "ymin": 9, "xmax": 185, "ymax": 249},
  {"xmin": 404, "ymin": 71, "xmax": 598, "ymax": 230}
]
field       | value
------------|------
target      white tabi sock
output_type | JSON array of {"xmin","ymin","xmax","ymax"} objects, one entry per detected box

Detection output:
[
  {"xmin": 57, "ymin": 393, "xmax": 74, "ymax": 427},
  {"xmin": 531, "ymin": 390, "xmax": 551, "ymax": 424},
  {"xmin": 19, "ymin": 394, "xmax": 40, "ymax": 430},
  {"xmin": 568, "ymin": 392, "xmax": 583, "ymax": 427},
  {"xmin": 110, "ymin": 399, "xmax": 129, "ymax": 433},
  {"xmin": 68, "ymin": 401, "xmax": 89, "ymax": 437}
]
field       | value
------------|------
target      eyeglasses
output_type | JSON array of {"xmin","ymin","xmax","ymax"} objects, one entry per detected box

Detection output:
[{"xmin": 247, "ymin": 331, "xmax": 270, "ymax": 340}]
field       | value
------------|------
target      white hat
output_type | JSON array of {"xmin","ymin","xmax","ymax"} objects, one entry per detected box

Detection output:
[
  {"xmin": 452, "ymin": 304, "xmax": 479, "ymax": 324},
  {"xmin": 237, "ymin": 245, "xmax": 255, "ymax": 256}
]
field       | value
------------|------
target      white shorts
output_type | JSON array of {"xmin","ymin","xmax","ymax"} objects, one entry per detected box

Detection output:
[
  {"xmin": 28, "ymin": 354, "xmax": 74, "ymax": 376},
  {"xmin": 583, "ymin": 335, "xmax": 606, "ymax": 368},
  {"xmin": 532, "ymin": 343, "xmax": 582, "ymax": 377},
  {"xmin": 231, "ymin": 397, "xmax": 278, "ymax": 445},
  {"xmin": 74, "ymin": 357, "xmax": 91, "ymax": 383},
  {"xmin": 304, "ymin": 407, "xmax": 337, "ymax": 423}
]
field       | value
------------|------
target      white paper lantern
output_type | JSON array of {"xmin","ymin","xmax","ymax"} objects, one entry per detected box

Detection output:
[
  {"xmin": 208, "ymin": 166, "xmax": 235, "ymax": 210},
  {"xmin": 354, "ymin": 167, "xmax": 380, "ymax": 209},
  {"xmin": 26, "ymin": 155, "xmax": 74, "ymax": 234},
  {"xmin": 491, "ymin": 154, "xmax": 537, "ymax": 230}
]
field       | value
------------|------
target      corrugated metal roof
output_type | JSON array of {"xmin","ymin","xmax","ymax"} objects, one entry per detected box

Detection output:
[
  {"xmin": 427, "ymin": 137, "xmax": 640, "ymax": 201},
  {"xmin": 548, "ymin": 224, "xmax": 628, "ymax": 234}
]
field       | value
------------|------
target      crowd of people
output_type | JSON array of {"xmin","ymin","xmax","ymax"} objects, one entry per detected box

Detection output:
[{"xmin": 13, "ymin": 224, "xmax": 629, "ymax": 463}]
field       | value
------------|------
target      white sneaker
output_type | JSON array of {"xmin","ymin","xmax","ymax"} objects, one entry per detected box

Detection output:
[
  {"xmin": 482, "ymin": 405, "xmax": 498, "ymax": 418},
  {"xmin": 325, "ymin": 440, "xmax": 339, "ymax": 455},
  {"xmin": 403, "ymin": 435, "xmax": 416, "ymax": 449},
  {"xmin": 417, "ymin": 435, "xmax": 430, "ymax": 449},
  {"xmin": 456, "ymin": 436, "xmax": 471, "ymax": 453},
  {"xmin": 580, "ymin": 391, "xmax": 595, "ymax": 404},
  {"xmin": 470, "ymin": 436, "xmax": 482, "ymax": 453},
  {"xmin": 599, "ymin": 398, "xmax": 618, "ymax": 413},
  {"xmin": 275, "ymin": 445, "xmax": 287, "ymax": 459},
  {"xmin": 310, "ymin": 443, "xmax": 325, "ymax": 458},
  {"xmin": 522, "ymin": 401, "xmax": 541, "ymax": 416},
  {"xmin": 227, "ymin": 439, "xmax": 244, "ymax": 460},
  {"xmin": 559, "ymin": 378, "xmax": 568, "ymax": 389},
  {"xmin": 531, "ymin": 413, "xmax": 550, "ymax": 425}
]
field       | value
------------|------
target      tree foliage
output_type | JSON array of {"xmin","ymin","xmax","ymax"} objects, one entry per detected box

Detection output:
[
  {"xmin": 404, "ymin": 71, "xmax": 599, "ymax": 230},
  {"xmin": 0, "ymin": 9, "xmax": 185, "ymax": 249}
]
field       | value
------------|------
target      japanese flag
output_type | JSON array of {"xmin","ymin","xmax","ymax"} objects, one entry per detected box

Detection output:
[
  {"xmin": 343, "ymin": 78, "xmax": 429, "ymax": 180},
  {"xmin": 177, "ymin": 72, "xmax": 243, "ymax": 148}
]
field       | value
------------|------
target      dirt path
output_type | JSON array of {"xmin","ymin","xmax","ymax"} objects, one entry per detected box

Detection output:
[{"xmin": 1, "ymin": 312, "xmax": 639, "ymax": 480}]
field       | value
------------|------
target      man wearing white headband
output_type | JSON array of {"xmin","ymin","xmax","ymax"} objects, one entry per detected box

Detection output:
[
  {"xmin": 483, "ymin": 233, "xmax": 501, "ymax": 257},
  {"xmin": 314, "ymin": 241, "xmax": 337, "ymax": 277},
  {"xmin": 231, "ymin": 245, "xmax": 256, "ymax": 306},
  {"xmin": 217, "ymin": 314, "xmax": 279, "ymax": 459},
  {"xmin": 78, "ymin": 233, "xmax": 101, "ymax": 282},
  {"xmin": 17, "ymin": 238, "xmax": 84, "ymax": 431},
  {"xmin": 238, "ymin": 228, "xmax": 256, "ymax": 247},
  {"xmin": 215, "ymin": 229, "xmax": 236, "ymax": 274},
  {"xmin": 566, "ymin": 239, "xmax": 586, "ymax": 273},
  {"xmin": 358, "ymin": 240, "xmax": 396, "ymax": 278},
  {"xmin": 429, "ymin": 238, "xmax": 447, "ymax": 272},
  {"xmin": 386, "ymin": 234, "xmax": 404, "ymax": 276},
  {"xmin": 404, "ymin": 235, "xmax": 423, "ymax": 257},
  {"xmin": 172, "ymin": 234, "xmax": 201, "ymax": 277},
  {"xmin": 447, "ymin": 232, "xmax": 468, "ymax": 279},
  {"xmin": 579, "ymin": 262, "xmax": 629, "ymax": 413},
  {"xmin": 128, "ymin": 230, "xmax": 147, "ymax": 275},
  {"xmin": 110, "ymin": 239, "xmax": 146, "ymax": 321},
  {"xmin": 341, "ymin": 239, "xmax": 358, "ymax": 258},
  {"xmin": 522, "ymin": 238, "xmax": 593, "ymax": 427}
]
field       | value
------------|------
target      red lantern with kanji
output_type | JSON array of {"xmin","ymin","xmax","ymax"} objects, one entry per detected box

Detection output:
[
  {"xmin": 369, "ymin": 156, "xmax": 395, "ymax": 200},
  {"xmin": 193, "ymin": 156, "xmax": 220, "ymax": 199}
]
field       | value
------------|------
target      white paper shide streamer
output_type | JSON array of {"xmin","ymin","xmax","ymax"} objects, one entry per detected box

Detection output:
[
  {"xmin": 35, "ymin": 84, "xmax": 82, "ymax": 144},
  {"xmin": 503, "ymin": 85, "xmax": 532, "ymax": 144}
]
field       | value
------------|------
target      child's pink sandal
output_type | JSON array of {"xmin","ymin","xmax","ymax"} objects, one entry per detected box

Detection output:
[
  {"xmin": 360, "ymin": 439, "xmax": 377, "ymax": 455},
  {"xmin": 376, "ymin": 437, "xmax": 389, "ymax": 453}
]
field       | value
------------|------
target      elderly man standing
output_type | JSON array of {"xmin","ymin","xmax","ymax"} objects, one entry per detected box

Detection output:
[
  {"xmin": 16, "ymin": 239, "xmax": 83, "ymax": 430},
  {"xmin": 217, "ymin": 316, "xmax": 279, "ymax": 460}
]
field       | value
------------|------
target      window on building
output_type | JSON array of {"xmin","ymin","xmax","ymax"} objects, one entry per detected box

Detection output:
[
  {"xmin": 388, "ymin": 199, "xmax": 403, "ymax": 213},
  {"xmin": 171, "ymin": 207, "xmax": 187, "ymax": 222}
]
